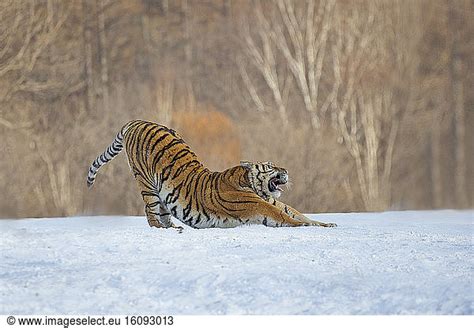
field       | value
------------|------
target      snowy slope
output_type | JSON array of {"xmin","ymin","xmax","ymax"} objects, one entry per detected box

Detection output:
[{"xmin": 1, "ymin": 211, "xmax": 472, "ymax": 315}]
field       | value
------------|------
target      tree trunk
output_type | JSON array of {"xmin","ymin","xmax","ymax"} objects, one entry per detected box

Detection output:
[
  {"xmin": 82, "ymin": 0, "xmax": 94, "ymax": 112},
  {"xmin": 430, "ymin": 107, "xmax": 443, "ymax": 208},
  {"xmin": 452, "ymin": 58, "xmax": 468, "ymax": 207},
  {"xmin": 97, "ymin": 0, "xmax": 109, "ymax": 111},
  {"xmin": 448, "ymin": 1, "xmax": 468, "ymax": 208}
]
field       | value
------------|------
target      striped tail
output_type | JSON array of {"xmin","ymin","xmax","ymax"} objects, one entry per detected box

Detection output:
[{"xmin": 87, "ymin": 127, "xmax": 126, "ymax": 188}]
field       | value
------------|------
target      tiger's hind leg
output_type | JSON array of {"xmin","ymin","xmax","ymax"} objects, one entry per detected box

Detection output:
[
  {"xmin": 132, "ymin": 167, "xmax": 163, "ymax": 228},
  {"xmin": 141, "ymin": 191, "xmax": 183, "ymax": 232},
  {"xmin": 157, "ymin": 202, "xmax": 184, "ymax": 233},
  {"xmin": 142, "ymin": 193, "xmax": 164, "ymax": 228},
  {"xmin": 135, "ymin": 174, "xmax": 174, "ymax": 230}
]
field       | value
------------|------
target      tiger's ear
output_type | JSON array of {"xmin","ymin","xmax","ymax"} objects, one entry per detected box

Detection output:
[{"xmin": 240, "ymin": 161, "xmax": 252, "ymax": 169}]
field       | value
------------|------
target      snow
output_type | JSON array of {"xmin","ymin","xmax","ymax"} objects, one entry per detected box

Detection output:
[{"xmin": 1, "ymin": 210, "xmax": 472, "ymax": 315}]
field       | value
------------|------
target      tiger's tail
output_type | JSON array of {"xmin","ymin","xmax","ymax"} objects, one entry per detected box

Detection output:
[{"xmin": 86, "ymin": 123, "xmax": 131, "ymax": 188}]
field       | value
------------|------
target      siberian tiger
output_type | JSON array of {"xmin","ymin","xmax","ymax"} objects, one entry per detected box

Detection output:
[{"xmin": 87, "ymin": 120, "xmax": 336, "ymax": 230}]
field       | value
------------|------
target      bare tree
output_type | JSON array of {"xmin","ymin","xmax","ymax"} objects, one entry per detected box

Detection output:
[
  {"xmin": 430, "ymin": 96, "xmax": 445, "ymax": 208},
  {"xmin": 0, "ymin": 1, "xmax": 70, "ymax": 103},
  {"xmin": 155, "ymin": 79, "xmax": 175, "ymax": 126},
  {"xmin": 239, "ymin": 0, "xmax": 335, "ymax": 127},
  {"xmin": 448, "ymin": 1, "xmax": 470, "ymax": 208},
  {"xmin": 331, "ymin": 1, "xmax": 421, "ymax": 211},
  {"xmin": 36, "ymin": 148, "xmax": 80, "ymax": 217},
  {"xmin": 82, "ymin": 0, "xmax": 95, "ymax": 112},
  {"xmin": 97, "ymin": 0, "xmax": 110, "ymax": 111},
  {"xmin": 418, "ymin": 0, "xmax": 472, "ymax": 208}
]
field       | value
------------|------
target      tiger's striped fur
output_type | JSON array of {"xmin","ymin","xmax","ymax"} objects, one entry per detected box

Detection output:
[
  {"xmin": 87, "ymin": 129, "xmax": 127, "ymax": 188},
  {"xmin": 87, "ymin": 120, "xmax": 336, "ymax": 229}
]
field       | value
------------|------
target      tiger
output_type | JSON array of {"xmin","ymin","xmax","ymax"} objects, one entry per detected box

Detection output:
[{"xmin": 86, "ymin": 120, "xmax": 337, "ymax": 230}]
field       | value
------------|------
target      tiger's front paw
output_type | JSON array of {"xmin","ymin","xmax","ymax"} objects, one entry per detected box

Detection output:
[{"xmin": 310, "ymin": 221, "xmax": 337, "ymax": 227}]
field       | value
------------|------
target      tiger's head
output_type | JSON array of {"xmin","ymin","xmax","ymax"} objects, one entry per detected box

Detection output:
[{"xmin": 240, "ymin": 160, "xmax": 289, "ymax": 200}]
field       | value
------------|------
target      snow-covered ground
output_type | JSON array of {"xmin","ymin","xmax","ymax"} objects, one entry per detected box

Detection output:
[{"xmin": 1, "ymin": 210, "xmax": 472, "ymax": 315}]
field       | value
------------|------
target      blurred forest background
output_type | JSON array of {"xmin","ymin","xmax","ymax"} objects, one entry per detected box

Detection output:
[{"xmin": 0, "ymin": 0, "xmax": 472, "ymax": 218}]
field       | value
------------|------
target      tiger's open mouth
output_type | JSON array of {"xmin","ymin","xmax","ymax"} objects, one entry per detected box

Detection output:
[{"xmin": 269, "ymin": 177, "xmax": 285, "ymax": 193}]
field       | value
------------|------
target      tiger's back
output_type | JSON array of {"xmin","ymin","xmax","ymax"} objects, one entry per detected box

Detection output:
[{"xmin": 123, "ymin": 120, "xmax": 201, "ymax": 197}]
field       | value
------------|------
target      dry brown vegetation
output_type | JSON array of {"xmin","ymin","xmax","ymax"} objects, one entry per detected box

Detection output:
[{"xmin": 0, "ymin": 0, "xmax": 472, "ymax": 218}]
